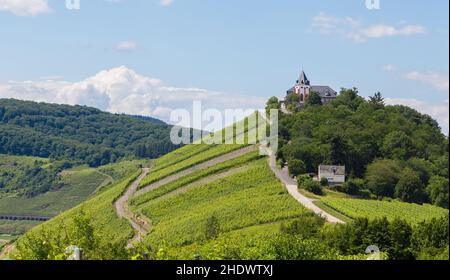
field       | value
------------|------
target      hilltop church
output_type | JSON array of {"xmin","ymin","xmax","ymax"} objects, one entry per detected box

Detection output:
[{"xmin": 281, "ymin": 70, "xmax": 337, "ymax": 110}]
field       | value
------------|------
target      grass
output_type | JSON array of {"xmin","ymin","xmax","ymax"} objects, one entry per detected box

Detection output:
[
  {"xmin": 0, "ymin": 168, "xmax": 107, "ymax": 216},
  {"xmin": 149, "ymin": 144, "xmax": 215, "ymax": 173},
  {"xmin": 97, "ymin": 159, "xmax": 148, "ymax": 181},
  {"xmin": 0, "ymin": 220, "xmax": 41, "ymax": 235},
  {"xmin": 312, "ymin": 200, "xmax": 354, "ymax": 224},
  {"xmin": 139, "ymin": 159, "xmax": 309, "ymax": 248},
  {"xmin": 321, "ymin": 197, "xmax": 449, "ymax": 224},
  {"xmin": 131, "ymin": 151, "xmax": 262, "ymax": 206}
]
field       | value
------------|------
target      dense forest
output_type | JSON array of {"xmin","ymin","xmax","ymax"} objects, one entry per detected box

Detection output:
[
  {"xmin": 267, "ymin": 89, "xmax": 449, "ymax": 208},
  {"xmin": 0, "ymin": 99, "xmax": 179, "ymax": 167}
]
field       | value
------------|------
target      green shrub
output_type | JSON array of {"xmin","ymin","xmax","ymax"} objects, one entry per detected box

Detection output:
[
  {"xmin": 297, "ymin": 174, "xmax": 312, "ymax": 187},
  {"xmin": 304, "ymin": 180, "xmax": 323, "ymax": 195},
  {"xmin": 320, "ymin": 177, "xmax": 329, "ymax": 187},
  {"xmin": 287, "ymin": 159, "xmax": 306, "ymax": 177},
  {"xmin": 340, "ymin": 178, "xmax": 365, "ymax": 195}
]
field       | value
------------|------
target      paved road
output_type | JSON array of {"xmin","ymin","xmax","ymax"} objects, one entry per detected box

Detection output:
[
  {"xmin": 267, "ymin": 152, "xmax": 345, "ymax": 224},
  {"xmin": 114, "ymin": 168, "xmax": 151, "ymax": 248}
]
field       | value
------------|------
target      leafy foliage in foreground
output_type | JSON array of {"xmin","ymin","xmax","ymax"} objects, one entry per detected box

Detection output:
[{"xmin": 13, "ymin": 211, "xmax": 129, "ymax": 260}]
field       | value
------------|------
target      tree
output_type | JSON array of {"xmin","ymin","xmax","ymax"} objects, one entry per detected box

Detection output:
[
  {"xmin": 426, "ymin": 176, "xmax": 449, "ymax": 208},
  {"xmin": 331, "ymin": 88, "xmax": 364, "ymax": 111},
  {"xmin": 287, "ymin": 158, "xmax": 306, "ymax": 177},
  {"xmin": 388, "ymin": 218, "xmax": 413, "ymax": 260},
  {"xmin": 305, "ymin": 92, "xmax": 322, "ymax": 107},
  {"xmin": 340, "ymin": 178, "xmax": 365, "ymax": 196},
  {"xmin": 365, "ymin": 159, "xmax": 402, "ymax": 198},
  {"xmin": 381, "ymin": 131, "xmax": 414, "ymax": 160},
  {"xmin": 285, "ymin": 93, "xmax": 300, "ymax": 112},
  {"xmin": 369, "ymin": 92, "xmax": 385, "ymax": 109},
  {"xmin": 265, "ymin": 96, "xmax": 280, "ymax": 115},
  {"xmin": 394, "ymin": 168, "xmax": 426, "ymax": 203},
  {"xmin": 329, "ymin": 135, "xmax": 349, "ymax": 165},
  {"xmin": 303, "ymin": 180, "xmax": 323, "ymax": 195},
  {"xmin": 406, "ymin": 158, "xmax": 434, "ymax": 185}
]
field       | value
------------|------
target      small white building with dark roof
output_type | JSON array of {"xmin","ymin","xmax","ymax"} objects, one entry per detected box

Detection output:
[{"xmin": 318, "ymin": 165, "xmax": 346, "ymax": 184}]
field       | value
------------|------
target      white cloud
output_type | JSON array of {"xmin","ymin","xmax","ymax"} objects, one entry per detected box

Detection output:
[
  {"xmin": 0, "ymin": 0, "xmax": 50, "ymax": 16},
  {"xmin": 382, "ymin": 64, "xmax": 396, "ymax": 72},
  {"xmin": 386, "ymin": 98, "xmax": 449, "ymax": 134},
  {"xmin": 0, "ymin": 66, "xmax": 266, "ymax": 129},
  {"xmin": 115, "ymin": 41, "xmax": 137, "ymax": 52},
  {"xmin": 160, "ymin": 0, "xmax": 174, "ymax": 6},
  {"xmin": 403, "ymin": 71, "xmax": 449, "ymax": 92},
  {"xmin": 311, "ymin": 12, "xmax": 425, "ymax": 43}
]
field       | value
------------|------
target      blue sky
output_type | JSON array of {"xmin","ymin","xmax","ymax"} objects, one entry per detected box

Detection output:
[{"xmin": 0, "ymin": 0, "xmax": 448, "ymax": 131}]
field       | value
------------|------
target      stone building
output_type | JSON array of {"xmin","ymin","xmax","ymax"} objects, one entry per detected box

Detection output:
[{"xmin": 281, "ymin": 70, "xmax": 337, "ymax": 110}]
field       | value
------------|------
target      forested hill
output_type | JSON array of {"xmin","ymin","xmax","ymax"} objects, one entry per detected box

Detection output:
[
  {"xmin": 270, "ymin": 89, "xmax": 449, "ymax": 207},
  {"xmin": 0, "ymin": 99, "xmax": 179, "ymax": 167}
]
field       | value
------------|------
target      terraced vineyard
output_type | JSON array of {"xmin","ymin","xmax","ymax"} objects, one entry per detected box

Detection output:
[
  {"xmin": 131, "ymin": 151, "xmax": 263, "ymax": 206},
  {"xmin": 136, "ymin": 158, "xmax": 308, "ymax": 248},
  {"xmin": 321, "ymin": 198, "xmax": 449, "ymax": 224},
  {"xmin": 138, "ymin": 144, "xmax": 247, "ymax": 188}
]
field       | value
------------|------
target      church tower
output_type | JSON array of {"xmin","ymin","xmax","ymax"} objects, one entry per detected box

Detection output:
[{"xmin": 294, "ymin": 71, "xmax": 311, "ymax": 103}]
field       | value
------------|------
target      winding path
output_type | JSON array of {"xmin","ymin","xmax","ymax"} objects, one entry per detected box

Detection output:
[
  {"xmin": 267, "ymin": 152, "xmax": 345, "ymax": 224},
  {"xmin": 114, "ymin": 168, "xmax": 151, "ymax": 247}
]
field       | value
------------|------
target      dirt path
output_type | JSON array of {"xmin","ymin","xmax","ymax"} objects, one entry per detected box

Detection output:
[
  {"xmin": 0, "ymin": 243, "xmax": 14, "ymax": 259},
  {"xmin": 134, "ymin": 145, "xmax": 257, "ymax": 198},
  {"xmin": 267, "ymin": 152, "xmax": 345, "ymax": 224},
  {"xmin": 114, "ymin": 168, "xmax": 151, "ymax": 248}
]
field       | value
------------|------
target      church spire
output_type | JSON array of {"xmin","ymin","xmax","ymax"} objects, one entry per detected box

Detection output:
[{"xmin": 298, "ymin": 70, "xmax": 310, "ymax": 85}]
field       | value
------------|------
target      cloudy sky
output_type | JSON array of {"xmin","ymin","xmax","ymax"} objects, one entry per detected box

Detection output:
[{"xmin": 0, "ymin": 0, "xmax": 448, "ymax": 132}]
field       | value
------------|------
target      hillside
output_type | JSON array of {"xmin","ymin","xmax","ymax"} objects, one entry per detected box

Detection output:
[
  {"xmin": 0, "ymin": 158, "xmax": 147, "ymax": 235},
  {"xmin": 9, "ymin": 127, "xmax": 449, "ymax": 260},
  {"xmin": 2, "ymin": 94, "xmax": 449, "ymax": 260},
  {"xmin": 0, "ymin": 99, "xmax": 178, "ymax": 167}
]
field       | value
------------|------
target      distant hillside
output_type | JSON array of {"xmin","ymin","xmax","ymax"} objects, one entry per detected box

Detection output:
[{"xmin": 0, "ymin": 99, "xmax": 179, "ymax": 167}]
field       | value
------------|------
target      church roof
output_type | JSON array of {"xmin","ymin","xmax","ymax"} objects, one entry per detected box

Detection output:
[
  {"xmin": 310, "ymin": 86, "xmax": 337, "ymax": 97},
  {"xmin": 286, "ymin": 85, "xmax": 337, "ymax": 98},
  {"xmin": 298, "ymin": 71, "xmax": 310, "ymax": 85}
]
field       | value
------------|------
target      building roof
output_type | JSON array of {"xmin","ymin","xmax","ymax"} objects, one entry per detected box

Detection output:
[
  {"xmin": 286, "ymin": 85, "xmax": 337, "ymax": 97},
  {"xmin": 298, "ymin": 71, "xmax": 310, "ymax": 85},
  {"xmin": 310, "ymin": 86, "xmax": 337, "ymax": 97},
  {"xmin": 319, "ymin": 165, "xmax": 345, "ymax": 176}
]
